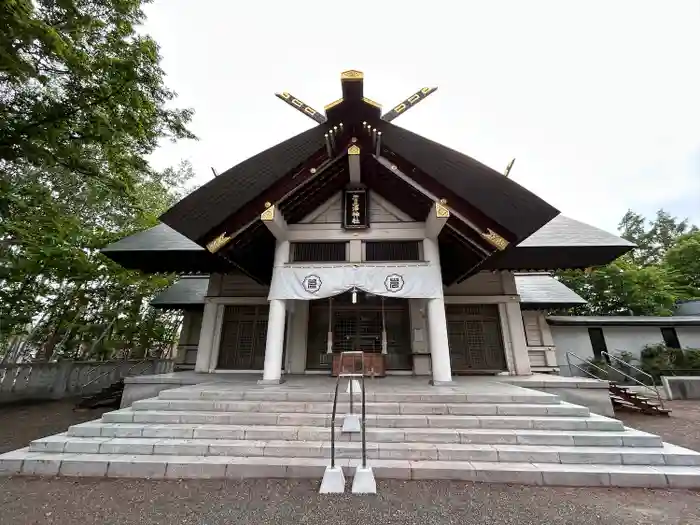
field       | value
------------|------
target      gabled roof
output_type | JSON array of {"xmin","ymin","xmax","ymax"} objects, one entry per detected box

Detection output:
[
  {"xmin": 515, "ymin": 273, "xmax": 587, "ymax": 310},
  {"xmin": 160, "ymin": 126, "xmax": 327, "ymax": 242},
  {"xmin": 377, "ymin": 122, "xmax": 559, "ymax": 242}
]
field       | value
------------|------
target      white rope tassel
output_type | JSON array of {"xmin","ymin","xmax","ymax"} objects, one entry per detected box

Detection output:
[
  {"xmin": 326, "ymin": 297, "xmax": 333, "ymax": 354},
  {"xmin": 381, "ymin": 297, "xmax": 388, "ymax": 355}
]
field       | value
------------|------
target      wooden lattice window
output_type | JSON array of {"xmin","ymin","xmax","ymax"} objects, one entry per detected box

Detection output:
[
  {"xmin": 365, "ymin": 241, "xmax": 420, "ymax": 261},
  {"xmin": 291, "ymin": 242, "xmax": 347, "ymax": 262}
]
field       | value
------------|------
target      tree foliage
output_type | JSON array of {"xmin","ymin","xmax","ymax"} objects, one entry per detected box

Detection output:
[
  {"xmin": 0, "ymin": 1, "xmax": 196, "ymax": 362},
  {"xmin": 558, "ymin": 210, "xmax": 699, "ymax": 316}
]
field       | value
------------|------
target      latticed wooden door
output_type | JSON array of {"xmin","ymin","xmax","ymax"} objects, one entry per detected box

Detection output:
[
  {"xmin": 446, "ymin": 304, "xmax": 506, "ymax": 373},
  {"xmin": 217, "ymin": 305, "xmax": 269, "ymax": 370}
]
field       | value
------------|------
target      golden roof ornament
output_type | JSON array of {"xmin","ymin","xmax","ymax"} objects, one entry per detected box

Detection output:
[
  {"xmin": 261, "ymin": 203, "xmax": 275, "ymax": 222},
  {"xmin": 206, "ymin": 232, "xmax": 232, "ymax": 253},
  {"xmin": 481, "ymin": 229, "xmax": 509, "ymax": 251}
]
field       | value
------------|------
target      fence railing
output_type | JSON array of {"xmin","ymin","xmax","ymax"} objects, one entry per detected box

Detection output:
[
  {"xmin": 565, "ymin": 351, "xmax": 665, "ymax": 410},
  {"xmin": 0, "ymin": 359, "xmax": 173, "ymax": 403}
]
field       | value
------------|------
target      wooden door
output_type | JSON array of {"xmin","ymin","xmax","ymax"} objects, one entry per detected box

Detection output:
[
  {"xmin": 446, "ymin": 304, "xmax": 506, "ymax": 373},
  {"xmin": 217, "ymin": 305, "xmax": 269, "ymax": 370}
]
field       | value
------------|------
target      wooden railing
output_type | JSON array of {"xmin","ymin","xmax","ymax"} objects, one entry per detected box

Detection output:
[{"xmin": 0, "ymin": 359, "xmax": 173, "ymax": 403}]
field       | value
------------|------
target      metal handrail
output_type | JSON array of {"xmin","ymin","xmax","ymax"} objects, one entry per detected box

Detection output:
[
  {"xmin": 601, "ymin": 351, "xmax": 665, "ymax": 410},
  {"xmin": 329, "ymin": 351, "xmax": 367, "ymax": 471},
  {"xmin": 565, "ymin": 351, "xmax": 665, "ymax": 410}
]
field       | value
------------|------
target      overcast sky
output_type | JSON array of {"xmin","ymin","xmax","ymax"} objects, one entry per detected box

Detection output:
[{"xmin": 142, "ymin": 0, "xmax": 700, "ymax": 234}]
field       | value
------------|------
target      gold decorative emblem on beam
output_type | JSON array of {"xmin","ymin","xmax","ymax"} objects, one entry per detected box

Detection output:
[
  {"xmin": 275, "ymin": 92, "xmax": 327, "ymax": 124},
  {"xmin": 481, "ymin": 229, "xmax": 509, "ymax": 251},
  {"xmin": 435, "ymin": 200, "xmax": 450, "ymax": 218},
  {"xmin": 381, "ymin": 86, "xmax": 438, "ymax": 122},
  {"xmin": 324, "ymin": 97, "xmax": 343, "ymax": 111},
  {"xmin": 348, "ymin": 145, "xmax": 360, "ymax": 155},
  {"xmin": 206, "ymin": 232, "xmax": 232, "ymax": 253},
  {"xmin": 261, "ymin": 202, "xmax": 275, "ymax": 222},
  {"xmin": 341, "ymin": 69, "xmax": 364, "ymax": 81},
  {"xmin": 362, "ymin": 96, "xmax": 382, "ymax": 109}
]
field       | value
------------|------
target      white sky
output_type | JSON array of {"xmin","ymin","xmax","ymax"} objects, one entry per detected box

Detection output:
[{"xmin": 142, "ymin": 0, "xmax": 700, "ymax": 234}]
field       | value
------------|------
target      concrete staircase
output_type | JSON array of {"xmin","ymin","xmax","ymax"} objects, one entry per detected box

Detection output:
[{"xmin": 2, "ymin": 383, "xmax": 700, "ymax": 488}]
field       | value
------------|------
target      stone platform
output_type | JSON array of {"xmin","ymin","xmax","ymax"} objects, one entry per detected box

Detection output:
[{"xmin": 2, "ymin": 376, "xmax": 700, "ymax": 488}]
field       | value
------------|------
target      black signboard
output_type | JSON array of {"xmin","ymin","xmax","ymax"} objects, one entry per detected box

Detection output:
[{"xmin": 342, "ymin": 188, "xmax": 369, "ymax": 229}]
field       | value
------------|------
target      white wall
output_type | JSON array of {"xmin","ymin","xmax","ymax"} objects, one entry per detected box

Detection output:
[
  {"xmin": 678, "ymin": 327, "xmax": 700, "ymax": 349},
  {"xmin": 602, "ymin": 326, "xmax": 664, "ymax": 356},
  {"xmin": 300, "ymin": 191, "xmax": 413, "ymax": 224},
  {"xmin": 551, "ymin": 323, "xmax": 700, "ymax": 376},
  {"xmin": 550, "ymin": 326, "xmax": 594, "ymax": 376}
]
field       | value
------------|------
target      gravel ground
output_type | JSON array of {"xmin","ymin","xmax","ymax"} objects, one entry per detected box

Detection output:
[
  {"xmin": 617, "ymin": 400, "xmax": 700, "ymax": 452},
  {"xmin": 0, "ymin": 400, "xmax": 699, "ymax": 525},
  {"xmin": 0, "ymin": 399, "xmax": 111, "ymax": 454}
]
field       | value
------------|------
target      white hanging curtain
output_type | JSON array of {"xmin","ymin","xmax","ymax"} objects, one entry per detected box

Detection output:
[{"xmin": 268, "ymin": 264, "xmax": 443, "ymax": 301}]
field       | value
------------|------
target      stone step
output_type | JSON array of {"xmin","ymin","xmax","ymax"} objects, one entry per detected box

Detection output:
[
  {"xmin": 2, "ymin": 449, "xmax": 699, "ymax": 488},
  {"xmin": 66, "ymin": 422, "xmax": 663, "ymax": 447},
  {"xmin": 133, "ymin": 398, "xmax": 576, "ymax": 416},
  {"xmin": 157, "ymin": 389, "xmax": 560, "ymax": 405},
  {"xmin": 105, "ymin": 409, "xmax": 618, "ymax": 431},
  {"xmin": 131, "ymin": 400, "xmax": 590, "ymax": 417},
  {"xmin": 29, "ymin": 435, "xmax": 700, "ymax": 466}
]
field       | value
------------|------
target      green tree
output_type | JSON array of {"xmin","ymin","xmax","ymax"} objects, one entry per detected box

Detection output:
[
  {"xmin": 665, "ymin": 231, "xmax": 700, "ymax": 298},
  {"xmin": 0, "ymin": 1, "xmax": 196, "ymax": 362},
  {"xmin": 1, "ymin": 0, "xmax": 194, "ymax": 196},
  {"xmin": 558, "ymin": 210, "xmax": 697, "ymax": 316}
]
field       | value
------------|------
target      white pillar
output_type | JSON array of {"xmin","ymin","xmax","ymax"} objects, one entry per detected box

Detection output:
[
  {"xmin": 423, "ymin": 237, "xmax": 453, "ymax": 385},
  {"xmin": 259, "ymin": 240, "xmax": 290, "ymax": 384},
  {"xmin": 504, "ymin": 301, "xmax": 532, "ymax": 376},
  {"xmin": 194, "ymin": 301, "xmax": 219, "ymax": 373}
]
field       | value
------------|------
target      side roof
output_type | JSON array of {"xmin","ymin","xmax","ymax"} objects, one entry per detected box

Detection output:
[
  {"xmin": 102, "ymin": 214, "xmax": 632, "ymax": 274},
  {"xmin": 514, "ymin": 273, "xmax": 587, "ymax": 310},
  {"xmin": 547, "ymin": 315, "xmax": 700, "ymax": 327}
]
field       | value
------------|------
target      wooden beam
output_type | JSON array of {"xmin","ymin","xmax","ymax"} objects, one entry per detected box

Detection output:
[
  {"xmin": 260, "ymin": 203, "xmax": 287, "ymax": 240},
  {"xmin": 374, "ymin": 155, "xmax": 492, "ymax": 255},
  {"xmin": 274, "ymin": 92, "xmax": 327, "ymax": 124},
  {"xmin": 348, "ymin": 144, "xmax": 361, "ymax": 183},
  {"xmin": 425, "ymin": 200, "xmax": 450, "ymax": 238},
  {"xmin": 381, "ymin": 87, "xmax": 438, "ymax": 122}
]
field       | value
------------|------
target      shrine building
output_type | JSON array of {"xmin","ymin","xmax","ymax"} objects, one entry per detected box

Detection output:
[{"xmin": 102, "ymin": 70, "xmax": 634, "ymax": 385}]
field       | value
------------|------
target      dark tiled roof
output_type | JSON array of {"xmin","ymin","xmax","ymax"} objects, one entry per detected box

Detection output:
[
  {"xmin": 103, "ymin": 213, "xmax": 633, "ymax": 274},
  {"xmin": 100, "ymin": 224, "xmax": 230, "ymax": 273},
  {"xmin": 159, "ymin": 126, "xmax": 328, "ymax": 242},
  {"xmin": 102, "ymin": 223, "xmax": 202, "ymax": 251},
  {"xmin": 377, "ymin": 122, "xmax": 559, "ymax": 242},
  {"xmin": 482, "ymin": 215, "xmax": 634, "ymax": 270},
  {"xmin": 151, "ymin": 276, "xmax": 209, "ymax": 309},
  {"xmin": 547, "ymin": 315, "xmax": 700, "ymax": 326},
  {"xmin": 519, "ymin": 215, "xmax": 635, "ymax": 248},
  {"xmin": 515, "ymin": 273, "xmax": 586, "ymax": 308}
]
